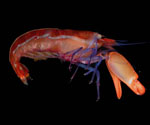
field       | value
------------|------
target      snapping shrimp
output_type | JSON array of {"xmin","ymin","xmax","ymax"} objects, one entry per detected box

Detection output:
[{"xmin": 9, "ymin": 28, "xmax": 145, "ymax": 100}]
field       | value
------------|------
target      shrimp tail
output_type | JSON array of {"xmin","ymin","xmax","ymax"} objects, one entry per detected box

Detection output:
[{"xmin": 11, "ymin": 61, "xmax": 29, "ymax": 85}]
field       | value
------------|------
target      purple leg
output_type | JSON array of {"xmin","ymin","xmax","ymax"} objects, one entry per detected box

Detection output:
[
  {"xmin": 77, "ymin": 62, "xmax": 101, "ymax": 101},
  {"xmin": 86, "ymin": 48, "xmax": 96, "ymax": 69},
  {"xmin": 89, "ymin": 56, "xmax": 102, "ymax": 84},
  {"xmin": 96, "ymin": 70, "xmax": 100, "ymax": 101},
  {"xmin": 77, "ymin": 36, "xmax": 98, "ymax": 67},
  {"xmin": 70, "ymin": 65, "xmax": 79, "ymax": 81},
  {"xmin": 65, "ymin": 47, "xmax": 83, "ymax": 70},
  {"xmin": 86, "ymin": 36, "xmax": 98, "ymax": 68},
  {"xmin": 69, "ymin": 47, "xmax": 98, "ymax": 81}
]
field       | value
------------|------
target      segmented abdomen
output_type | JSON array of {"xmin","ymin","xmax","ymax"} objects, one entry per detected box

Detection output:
[{"xmin": 10, "ymin": 28, "xmax": 97, "ymax": 62}]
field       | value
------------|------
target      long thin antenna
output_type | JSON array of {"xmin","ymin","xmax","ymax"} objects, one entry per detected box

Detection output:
[{"xmin": 115, "ymin": 40, "xmax": 149, "ymax": 46}]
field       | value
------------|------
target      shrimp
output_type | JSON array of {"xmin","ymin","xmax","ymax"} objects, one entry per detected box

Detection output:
[{"xmin": 9, "ymin": 28, "xmax": 145, "ymax": 101}]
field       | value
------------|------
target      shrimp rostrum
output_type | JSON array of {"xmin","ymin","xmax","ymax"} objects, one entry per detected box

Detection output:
[{"xmin": 9, "ymin": 28, "xmax": 146, "ymax": 100}]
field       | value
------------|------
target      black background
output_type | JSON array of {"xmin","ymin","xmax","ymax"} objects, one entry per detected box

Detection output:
[{"xmin": 4, "ymin": 1, "xmax": 150, "ymax": 120}]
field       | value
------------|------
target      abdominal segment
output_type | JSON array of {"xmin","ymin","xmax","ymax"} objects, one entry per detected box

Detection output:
[{"xmin": 24, "ymin": 51, "xmax": 58, "ymax": 60}]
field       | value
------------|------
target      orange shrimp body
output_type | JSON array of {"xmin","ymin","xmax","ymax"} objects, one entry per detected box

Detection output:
[{"xmin": 9, "ymin": 28, "xmax": 145, "ymax": 100}]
